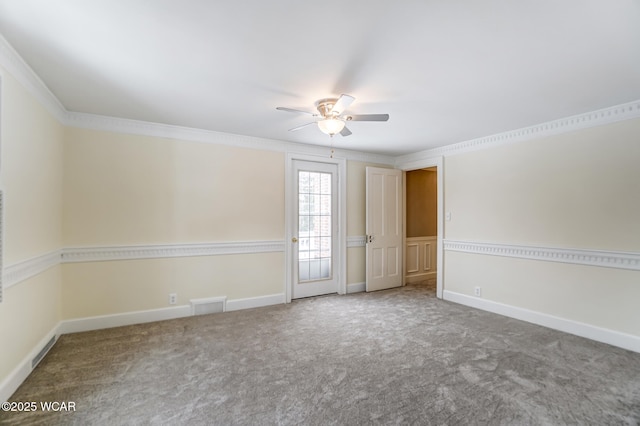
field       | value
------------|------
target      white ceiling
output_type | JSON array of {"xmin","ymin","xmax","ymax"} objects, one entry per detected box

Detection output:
[{"xmin": 0, "ymin": 0, "xmax": 639, "ymax": 156}]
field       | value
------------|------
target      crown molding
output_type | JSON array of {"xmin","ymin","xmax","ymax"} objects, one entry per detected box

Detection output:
[
  {"xmin": 3, "ymin": 33, "xmax": 639, "ymax": 168},
  {"xmin": 444, "ymin": 239, "xmax": 640, "ymax": 272},
  {"xmin": 0, "ymin": 34, "xmax": 394, "ymax": 166},
  {"xmin": 396, "ymin": 100, "xmax": 640, "ymax": 168},
  {"xmin": 64, "ymin": 112, "xmax": 396, "ymax": 165},
  {"xmin": 0, "ymin": 34, "xmax": 68, "ymax": 123}
]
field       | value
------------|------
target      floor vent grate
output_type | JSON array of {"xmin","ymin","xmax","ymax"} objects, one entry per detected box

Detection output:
[{"xmin": 32, "ymin": 335, "xmax": 56, "ymax": 369}]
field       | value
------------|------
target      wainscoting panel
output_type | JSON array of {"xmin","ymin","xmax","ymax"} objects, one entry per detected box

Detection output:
[{"xmin": 405, "ymin": 236, "xmax": 437, "ymax": 284}]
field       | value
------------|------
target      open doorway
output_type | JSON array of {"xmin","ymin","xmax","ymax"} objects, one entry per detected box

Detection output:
[
  {"xmin": 405, "ymin": 168, "xmax": 438, "ymax": 291},
  {"xmin": 402, "ymin": 158, "xmax": 444, "ymax": 298}
]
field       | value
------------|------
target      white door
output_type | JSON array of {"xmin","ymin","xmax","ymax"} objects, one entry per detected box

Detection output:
[
  {"xmin": 291, "ymin": 160, "xmax": 339, "ymax": 299},
  {"xmin": 366, "ymin": 167, "xmax": 403, "ymax": 292}
]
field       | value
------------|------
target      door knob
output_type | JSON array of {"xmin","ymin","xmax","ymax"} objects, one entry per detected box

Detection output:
[{"xmin": 292, "ymin": 237, "xmax": 298, "ymax": 243}]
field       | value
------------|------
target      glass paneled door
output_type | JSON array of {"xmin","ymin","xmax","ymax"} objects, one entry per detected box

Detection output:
[{"xmin": 292, "ymin": 160, "xmax": 339, "ymax": 299}]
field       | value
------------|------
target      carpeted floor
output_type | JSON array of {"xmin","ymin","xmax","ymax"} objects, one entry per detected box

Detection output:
[{"xmin": 2, "ymin": 283, "xmax": 640, "ymax": 425}]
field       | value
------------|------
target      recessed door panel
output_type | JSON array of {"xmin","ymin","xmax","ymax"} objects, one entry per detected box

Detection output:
[{"xmin": 366, "ymin": 167, "xmax": 403, "ymax": 292}]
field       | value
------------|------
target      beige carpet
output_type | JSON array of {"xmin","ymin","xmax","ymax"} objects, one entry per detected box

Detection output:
[{"xmin": 2, "ymin": 283, "xmax": 640, "ymax": 425}]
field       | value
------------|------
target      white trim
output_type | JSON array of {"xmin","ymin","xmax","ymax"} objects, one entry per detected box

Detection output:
[
  {"xmin": 61, "ymin": 240, "xmax": 284, "ymax": 263},
  {"xmin": 0, "ymin": 33, "xmax": 395, "ymax": 166},
  {"xmin": 225, "ymin": 293, "xmax": 285, "ymax": 311},
  {"xmin": 2, "ymin": 250, "xmax": 61, "ymax": 289},
  {"xmin": 347, "ymin": 282, "xmax": 366, "ymax": 294},
  {"xmin": 190, "ymin": 296, "xmax": 227, "ymax": 315},
  {"xmin": 0, "ymin": 34, "xmax": 68, "ymax": 123},
  {"xmin": 0, "ymin": 325, "xmax": 59, "ymax": 403},
  {"xmin": 396, "ymin": 100, "xmax": 640, "ymax": 168},
  {"xmin": 2, "ymin": 32, "xmax": 640, "ymax": 167},
  {"xmin": 66, "ymin": 112, "xmax": 396, "ymax": 166},
  {"xmin": 285, "ymin": 153, "xmax": 347, "ymax": 302},
  {"xmin": 58, "ymin": 305, "xmax": 192, "ymax": 335},
  {"xmin": 443, "ymin": 290, "xmax": 640, "ymax": 353},
  {"xmin": 444, "ymin": 239, "xmax": 640, "ymax": 271},
  {"xmin": 1, "ymin": 293, "xmax": 284, "ymax": 402},
  {"xmin": 347, "ymin": 236, "xmax": 366, "ymax": 248},
  {"xmin": 2, "ymin": 241, "xmax": 286, "ymax": 290}
]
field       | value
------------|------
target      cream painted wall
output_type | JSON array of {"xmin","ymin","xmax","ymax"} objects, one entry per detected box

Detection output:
[
  {"xmin": 346, "ymin": 160, "xmax": 370, "ymax": 238},
  {"xmin": 60, "ymin": 156, "xmax": 383, "ymax": 318},
  {"xmin": 1, "ymin": 73, "xmax": 63, "ymax": 263},
  {"xmin": 347, "ymin": 248, "xmax": 366, "ymax": 286},
  {"xmin": 62, "ymin": 253, "xmax": 284, "ymax": 318},
  {"xmin": 3, "ymin": 46, "xmax": 639, "ymax": 400},
  {"xmin": 445, "ymin": 119, "xmax": 640, "ymax": 250},
  {"xmin": 0, "ymin": 270, "xmax": 62, "ymax": 380},
  {"xmin": 0, "ymin": 69, "xmax": 64, "ymax": 383},
  {"xmin": 444, "ymin": 118, "xmax": 640, "ymax": 336},
  {"xmin": 445, "ymin": 252, "xmax": 640, "ymax": 336},
  {"xmin": 63, "ymin": 128, "xmax": 285, "ymax": 245},
  {"xmin": 61, "ymin": 127, "xmax": 287, "ymax": 317}
]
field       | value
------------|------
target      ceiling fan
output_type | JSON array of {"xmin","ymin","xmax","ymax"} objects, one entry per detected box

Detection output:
[{"xmin": 276, "ymin": 94, "xmax": 389, "ymax": 137}]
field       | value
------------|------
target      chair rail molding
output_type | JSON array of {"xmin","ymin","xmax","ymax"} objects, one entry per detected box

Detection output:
[
  {"xmin": 2, "ymin": 240, "xmax": 288, "ymax": 290},
  {"xmin": 2, "ymin": 250, "xmax": 62, "ymax": 290},
  {"xmin": 61, "ymin": 241, "xmax": 286, "ymax": 263},
  {"xmin": 444, "ymin": 239, "xmax": 640, "ymax": 271},
  {"xmin": 347, "ymin": 236, "xmax": 366, "ymax": 248}
]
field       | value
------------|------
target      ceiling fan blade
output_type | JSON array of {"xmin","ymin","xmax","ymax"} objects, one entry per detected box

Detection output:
[
  {"xmin": 345, "ymin": 114, "xmax": 389, "ymax": 122},
  {"xmin": 276, "ymin": 107, "xmax": 318, "ymax": 116},
  {"xmin": 330, "ymin": 94, "xmax": 355, "ymax": 115},
  {"xmin": 289, "ymin": 122, "xmax": 317, "ymax": 132},
  {"xmin": 340, "ymin": 126, "xmax": 352, "ymax": 137}
]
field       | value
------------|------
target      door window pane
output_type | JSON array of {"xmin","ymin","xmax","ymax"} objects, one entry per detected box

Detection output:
[{"xmin": 298, "ymin": 170, "xmax": 332, "ymax": 282}]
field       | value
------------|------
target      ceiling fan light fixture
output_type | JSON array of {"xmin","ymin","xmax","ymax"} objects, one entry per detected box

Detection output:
[{"xmin": 317, "ymin": 118, "xmax": 345, "ymax": 136}]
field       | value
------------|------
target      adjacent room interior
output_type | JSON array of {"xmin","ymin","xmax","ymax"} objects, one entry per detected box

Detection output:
[{"xmin": 0, "ymin": 1, "xmax": 639, "ymax": 423}]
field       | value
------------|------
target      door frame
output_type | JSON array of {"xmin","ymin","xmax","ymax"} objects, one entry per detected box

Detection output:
[
  {"xmin": 285, "ymin": 152, "xmax": 347, "ymax": 303},
  {"xmin": 400, "ymin": 156, "xmax": 444, "ymax": 299}
]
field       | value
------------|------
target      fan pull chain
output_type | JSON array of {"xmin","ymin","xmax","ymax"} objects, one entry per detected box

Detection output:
[{"xmin": 330, "ymin": 135, "xmax": 334, "ymax": 158}]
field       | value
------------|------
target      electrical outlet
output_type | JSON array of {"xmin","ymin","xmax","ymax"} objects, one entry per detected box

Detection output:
[
  {"xmin": 169, "ymin": 293, "xmax": 177, "ymax": 305},
  {"xmin": 474, "ymin": 287, "xmax": 482, "ymax": 297}
]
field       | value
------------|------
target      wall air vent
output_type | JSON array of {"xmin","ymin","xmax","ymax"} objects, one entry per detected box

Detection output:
[{"xmin": 190, "ymin": 296, "xmax": 227, "ymax": 316}]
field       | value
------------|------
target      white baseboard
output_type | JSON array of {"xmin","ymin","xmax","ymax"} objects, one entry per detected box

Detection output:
[
  {"xmin": 58, "ymin": 305, "xmax": 193, "ymax": 335},
  {"xmin": 443, "ymin": 290, "xmax": 640, "ymax": 353},
  {"xmin": 405, "ymin": 272, "xmax": 437, "ymax": 284},
  {"xmin": 2, "ymin": 293, "xmax": 285, "ymax": 402},
  {"xmin": 225, "ymin": 293, "xmax": 285, "ymax": 311},
  {"xmin": 347, "ymin": 282, "xmax": 366, "ymax": 294},
  {"xmin": 0, "ymin": 324, "xmax": 60, "ymax": 403}
]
